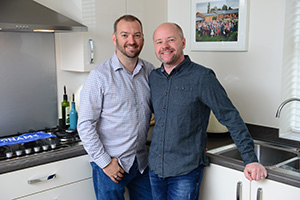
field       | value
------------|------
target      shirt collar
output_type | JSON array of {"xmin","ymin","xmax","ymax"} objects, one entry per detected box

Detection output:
[
  {"xmin": 112, "ymin": 52, "xmax": 124, "ymax": 71},
  {"xmin": 112, "ymin": 52, "xmax": 144, "ymax": 74}
]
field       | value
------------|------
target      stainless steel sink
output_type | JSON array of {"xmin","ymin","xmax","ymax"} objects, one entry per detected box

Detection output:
[
  {"xmin": 276, "ymin": 157, "xmax": 300, "ymax": 175},
  {"xmin": 207, "ymin": 140, "xmax": 300, "ymax": 176}
]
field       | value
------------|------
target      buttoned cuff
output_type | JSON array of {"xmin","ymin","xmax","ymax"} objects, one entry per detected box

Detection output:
[{"xmin": 94, "ymin": 152, "xmax": 112, "ymax": 169}]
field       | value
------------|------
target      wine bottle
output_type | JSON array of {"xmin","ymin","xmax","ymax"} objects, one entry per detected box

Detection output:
[{"xmin": 61, "ymin": 85, "xmax": 70, "ymax": 128}]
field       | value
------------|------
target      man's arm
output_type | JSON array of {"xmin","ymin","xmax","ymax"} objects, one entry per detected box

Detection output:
[
  {"xmin": 200, "ymin": 69, "xmax": 268, "ymax": 181},
  {"xmin": 77, "ymin": 70, "xmax": 112, "ymax": 171}
]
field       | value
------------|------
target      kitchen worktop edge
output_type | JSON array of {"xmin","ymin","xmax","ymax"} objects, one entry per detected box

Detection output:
[{"xmin": 0, "ymin": 144, "xmax": 87, "ymax": 175}]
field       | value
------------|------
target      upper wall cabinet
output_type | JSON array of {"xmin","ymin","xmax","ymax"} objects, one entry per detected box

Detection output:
[
  {"xmin": 55, "ymin": 0, "xmax": 167, "ymax": 72},
  {"xmin": 55, "ymin": 0, "xmax": 126, "ymax": 72}
]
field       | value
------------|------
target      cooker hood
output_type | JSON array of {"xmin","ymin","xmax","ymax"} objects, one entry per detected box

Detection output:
[{"xmin": 0, "ymin": 0, "xmax": 87, "ymax": 33}]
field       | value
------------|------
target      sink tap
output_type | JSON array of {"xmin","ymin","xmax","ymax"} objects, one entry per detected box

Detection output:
[{"xmin": 276, "ymin": 98, "xmax": 300, "ymax": 118}]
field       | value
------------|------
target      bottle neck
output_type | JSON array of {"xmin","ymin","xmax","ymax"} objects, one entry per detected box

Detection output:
[{"xmin": 63, "ymin": 94, "xmax": 68, "ymax": 101}]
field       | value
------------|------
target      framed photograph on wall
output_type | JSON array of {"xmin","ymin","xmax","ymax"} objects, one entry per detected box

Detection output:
[{"xmin": 190, "ymin": 0, "xmax": 249, "ymax": 51}]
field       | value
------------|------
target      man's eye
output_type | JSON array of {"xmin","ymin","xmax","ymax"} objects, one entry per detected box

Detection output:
[{"xmin": 121, "ymin": 34, "xmax": 127, "ymax": 38}]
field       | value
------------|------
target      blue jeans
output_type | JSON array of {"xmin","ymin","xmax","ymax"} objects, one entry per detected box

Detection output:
[
  {"xmin": 91, "ymin": 160, "xmax": 152, "ymax": 200},
  {"xmin": 149, "ymin": 165, "xmax": 204, "ymax": 200}
]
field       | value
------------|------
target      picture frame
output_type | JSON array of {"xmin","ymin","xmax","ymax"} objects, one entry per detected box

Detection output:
[{"xmin": 190, "ymin": 0, "xmax": 249, "ymax": 51}]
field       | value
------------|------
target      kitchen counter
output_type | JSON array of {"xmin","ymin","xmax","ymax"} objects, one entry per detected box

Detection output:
[
  {"xmin": 206, "ymin": 124, "xmax": 300, "ymax": 188},
  {"xmin": 0, "ymin": 143, "xmax": 87, "ymax": 175},
  {"xmin": 206, "ymin": 132, "xmax": 233, "ymax": 150},
  {"xmin": 1, "ymin": 124, "xmax": 299, "ymax": 188}
]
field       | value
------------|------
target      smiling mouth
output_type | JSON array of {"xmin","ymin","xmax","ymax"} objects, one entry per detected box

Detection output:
[
  {"xmin": 160, "ymin": 50, "xmax": 174, "ymax": 56},
  {"xmin": 160, "ymin": 47, "xmax": 174, "ymax": 55},
  {"xmin": 126, "ymin": 45, "xmax": 138, "ymax": 50}
]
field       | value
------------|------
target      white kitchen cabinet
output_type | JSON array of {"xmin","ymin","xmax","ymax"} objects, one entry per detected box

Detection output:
[
  {"xmin": 55, "ymin": 0, "xmax": 167, "ymax": 72},
  {"xmin": 251, "ymin": 178, "xmax": 300, "ymax": 200},
  {"xmin": 18, "ymin": 178, "xmax": 95, "ymax": 200},
  {"xmin": 55, "ymin": 0, "xmax": 126, "ymax": 72},
  {"xmin": 199, "ymin": 163, "xmax": 250, "ymax": 200},
  {"xmin": 0, "ymin": 155, "xmax": 95, "ymax": 200},
  {"xmin": 199, "ymin": 163, "xmax": 300, "ymax": 200}
]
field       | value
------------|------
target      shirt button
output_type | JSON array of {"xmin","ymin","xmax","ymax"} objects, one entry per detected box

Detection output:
[
  {"xmin": 165, "ymin": 92, "xmax": 168, "ymax": 95},
  {"xmin": 163, "ymin": 108, "xmax": 166, "ymax": 111},
  {"xmin": 159, "ymin": 154, "xmax": 162, "ymax": 157},
  {"xmin": 162, "ymin": 123, "xmax": 164, "ymax": 127},
  {"xmin": 160, "ymin": 139, "xmax": 163, "ymax": 142}
]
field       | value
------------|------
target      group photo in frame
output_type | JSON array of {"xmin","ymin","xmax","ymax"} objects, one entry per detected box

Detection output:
[{"xmin": 190, "ymin": 0, "xmax": 249, "ymax": 51}]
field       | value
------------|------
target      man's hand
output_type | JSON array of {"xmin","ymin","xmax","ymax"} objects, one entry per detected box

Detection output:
[
  {"xmin": 103, "ymin": 158, "xmax": 125, "ymax": 183},
  {"xmin": 244, "ymin": 162, "xmax": 267, "ymax": 181}
]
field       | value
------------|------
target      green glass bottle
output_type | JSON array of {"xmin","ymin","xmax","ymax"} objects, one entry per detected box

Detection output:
[{"xmin": 61, "ymin": 85, "xmax": 70, "ymax": 128}]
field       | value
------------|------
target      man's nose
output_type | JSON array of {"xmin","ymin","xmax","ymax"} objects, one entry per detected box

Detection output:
[
  {"xmin": 127, "ymin": 35, "xmax": 136, "ymax": 44},
  {"xmin": 161, "ymin": 41, "xmax": 170, "ymax": 48}
]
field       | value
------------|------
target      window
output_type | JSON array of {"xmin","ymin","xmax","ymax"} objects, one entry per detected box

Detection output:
[{"xmin": 279, "ymin": 0, "xmax": 300, "ymax": 141}]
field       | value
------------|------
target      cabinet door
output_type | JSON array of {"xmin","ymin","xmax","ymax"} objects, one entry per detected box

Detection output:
[
  {"xmin": 17, "ymin": 178, "xmax": 96, "ymax": 200},
  {"xmin": 251, "ymin": 179, "xmax": 300, "ymax": 200},
  {"xmin": 0, "ymin": 155, "xmax": 92, "ymax": 200},
  {"xmin": 199, "ymin": 164, "xmax": 250, "ymax": 200},
  {"xmin": 56, "ymin": 0, "xmax": 126, "ymax": 72}
]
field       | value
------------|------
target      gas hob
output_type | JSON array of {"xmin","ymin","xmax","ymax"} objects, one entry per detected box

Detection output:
[{"xmin": 0, "ymin": 127, "xmax": 82, "ymax": 163}]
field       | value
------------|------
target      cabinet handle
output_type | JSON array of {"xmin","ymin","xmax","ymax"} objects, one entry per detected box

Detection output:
[
  {"xmin": 27, "ymin": 173, "xmax": 56, "ymax": 184},
  {"xmin": 256, "ymin": 187, "xmax": 263, "ymax": 200},
  {"xmin": 89, "ymin": 39, "xmax": 94, "ymax": 64},
  {"xmin": 236, "ymin": 181, "xmax": 242, "ymax": 200}
]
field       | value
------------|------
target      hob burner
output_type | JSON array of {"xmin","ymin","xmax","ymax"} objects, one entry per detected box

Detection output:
[{"xmin": 54, "ymin": 129, "xmax": 80, "ymax": 144}]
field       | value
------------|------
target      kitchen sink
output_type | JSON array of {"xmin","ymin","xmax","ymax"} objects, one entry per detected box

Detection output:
[
  {"xmin": 277, "ymin": 157, "xmax": 300, "ymax": 174},
  {"xmin": 207, "ymin": 140, "xmax": 300, "ymax": 175}
]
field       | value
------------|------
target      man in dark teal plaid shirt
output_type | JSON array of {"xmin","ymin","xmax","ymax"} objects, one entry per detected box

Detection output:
[{"xmin": 148, "ymin": 22, "xmax": 267, "ymax": 200}]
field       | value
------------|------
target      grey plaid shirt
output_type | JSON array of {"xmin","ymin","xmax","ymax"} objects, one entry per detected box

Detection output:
[{"xmin": 78, "ymin": 52, "xmax": 154, "ymax": 173}]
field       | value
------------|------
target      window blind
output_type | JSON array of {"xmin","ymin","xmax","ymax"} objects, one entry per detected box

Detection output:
[{"xmin": 279, "ymin": 0, "xmax": 300, "ymax": 140}]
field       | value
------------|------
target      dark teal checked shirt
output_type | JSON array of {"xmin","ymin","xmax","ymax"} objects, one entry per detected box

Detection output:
[{"xmin": 148, "ymin": 56, "xmax": 258, "ymax": 178}]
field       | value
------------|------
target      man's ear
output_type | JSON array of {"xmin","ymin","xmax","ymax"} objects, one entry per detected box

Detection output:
[
  {"xmin": 112, "ymin": 33, "xmax": 116, "ymax": 46},
  {"xmin": 182, "ymin": 37, "xmax": 186, "ymax": 49}
]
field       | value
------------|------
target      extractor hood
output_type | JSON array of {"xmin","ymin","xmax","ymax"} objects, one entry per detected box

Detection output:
[{"xmin": 0, "ymin": 0, "xmax": 87, "ymax": 33}]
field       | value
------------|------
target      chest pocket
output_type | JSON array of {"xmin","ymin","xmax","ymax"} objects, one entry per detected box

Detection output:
[{"xmin": 172, "ymin": 85, "xmax": 193, "ymax": 105}]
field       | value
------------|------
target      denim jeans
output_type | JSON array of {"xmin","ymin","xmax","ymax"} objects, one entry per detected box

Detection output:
[
  {"xmin": 91, "ymin": 160, "xmax": 152, "ymax": 200},
  {"xmin": 149, "ymin": 165, "xmax": 204, "ymax": 200}
]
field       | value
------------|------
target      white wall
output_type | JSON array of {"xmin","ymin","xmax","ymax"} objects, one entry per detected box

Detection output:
[
  {"xmin": 167, "ymin": 0, "xmax": 285, "ymax": 128},
  {"xmin": 38, "ymin": 0, "xmax": 285, "ymax": 128}
]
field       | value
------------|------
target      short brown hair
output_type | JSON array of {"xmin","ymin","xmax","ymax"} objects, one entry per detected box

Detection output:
[{"xmin": 113, "ymin": 15, "xmax": 143, "ymax": 33}]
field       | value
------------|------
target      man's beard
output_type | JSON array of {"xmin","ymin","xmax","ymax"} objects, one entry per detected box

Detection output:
[
  {"xmin": 158, "ymin": 50, "xmax": 176, "ymax": 65},
  {"xmin": 116, "ymin": 39, "xmax": 142, "ymax": 58}
]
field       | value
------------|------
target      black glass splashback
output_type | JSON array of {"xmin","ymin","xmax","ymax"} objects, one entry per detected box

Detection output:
[{"xmin": 0, "ymin": 32, "xmax": 58, "ymax": 137}]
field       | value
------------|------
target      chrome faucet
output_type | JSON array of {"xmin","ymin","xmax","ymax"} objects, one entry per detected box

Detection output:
[{"xmin": 276, "ymin": 98, "xmax": 300, "ymax": 118}]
